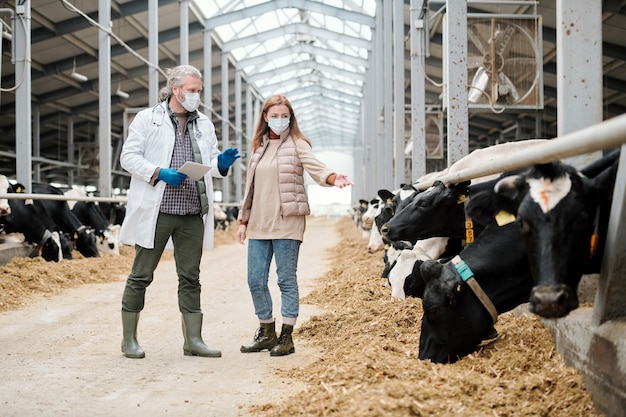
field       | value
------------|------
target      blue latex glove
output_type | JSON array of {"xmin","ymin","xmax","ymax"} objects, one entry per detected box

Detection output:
[
  {"xmin": 158, "ymin": 168, "xmax": 187, "ymax": 186},
  {"xmin": 217, "ymin": 148, "xmax": 241, "ymax": 172}
]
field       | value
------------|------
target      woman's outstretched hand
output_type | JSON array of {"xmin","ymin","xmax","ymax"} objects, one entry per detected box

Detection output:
[{"xmin": 333, "ymin": 173, "xmax": 354, "ymax": 189}]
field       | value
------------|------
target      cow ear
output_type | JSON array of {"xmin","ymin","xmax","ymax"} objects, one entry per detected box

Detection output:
[
  {"xmin": 466, "ymin": 190, "xmax": 500, "ymax": 225},
  {"xmin": 588, "ymin": 158, "xmax": 619, "ymax": 199},
  {"xmin": 378, "ymin": 189, "xmax": 395, "ymax": 202},
  {"xmin": 419, "ymin": 260, "xmax": 442, "ymax": 284},
  {"xmin": 450, "ymin": 180, "xmax": 470, "ymax": 194},
  {"xmin": 404, "ymin": 259, "xmax": 426, "ymax": 298},
  {"xmin": 494, "ymin": 175, "xmax": 526, "ymax": 202}
]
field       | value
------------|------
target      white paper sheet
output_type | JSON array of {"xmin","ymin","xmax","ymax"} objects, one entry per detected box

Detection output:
[{"xmin": 178, "ymin": 161, "xmax": 211, "ymax": 181}]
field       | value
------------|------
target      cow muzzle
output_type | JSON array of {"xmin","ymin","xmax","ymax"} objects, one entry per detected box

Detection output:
[{"xmin": 529, "ymin": 284, "xmax": 578, "ymax": 319}]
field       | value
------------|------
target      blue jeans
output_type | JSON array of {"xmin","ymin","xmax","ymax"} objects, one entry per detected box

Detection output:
[{"xmin": 247, "ymin": 239, "xmax": 301, "ymax": 321}]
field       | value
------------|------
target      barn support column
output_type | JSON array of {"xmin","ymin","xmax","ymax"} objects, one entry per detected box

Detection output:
[
  {"xmin": 557, "ymin": 0, "xmax": 602, "ymax": 170},
  {"xmin": 220, "ymin": 52, "xmax": 231, "ymax": 203},
  {"xmin": 445, "ymin": 0, "xmax": 469, "ymax": 166},
  {"xmin": 14, "ymin": 1, "xmax": 31, "ymax": 191},
  {"xmin": 148, "ymin": 0, "xmax": 158, "ymax": 107},
  {"xmin": 203, "ymin": 28, "xmax": 212, "ymax": 112},
  {"xmin": 244, "ymin": 85, "xmax": 253, "ymax": 167},
  {"xmin": 410, "ymin": 0, "xmax": 427, "ymax": 181},
  {"xmin": 179, "ymin": 0, "xmax": 189, "ymax": 65},
  {"xmin": 98, "ymin": 0, "xmax": 112, "ymax": 197},
  {"xmin": 371, "ymin": 0, "xmax": 384, "ymax": 193},
  {"xmin": 33, "ymin": 105, "xmax": 40, "ymax": 183},
  {"xmin": 382, "ymin": 0, "xmax": 394, "ymax": 190},
  {"xmin": 393, "ymin": 0, "xmax": 405, "ymax": 186},
  {"xmin": 67, "ymin": 116, "xmax": 75, "ymax": 186},
  {"xmin": 234, "ymin": 69, "xmax": 243, "ymax": 203}
]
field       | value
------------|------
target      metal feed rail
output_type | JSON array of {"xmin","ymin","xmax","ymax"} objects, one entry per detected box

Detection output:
[{"xmin": 414, "ymin": 113, "xmax": 626, "ymax": 191}]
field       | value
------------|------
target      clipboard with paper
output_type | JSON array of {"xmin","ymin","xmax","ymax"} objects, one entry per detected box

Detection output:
[{"xmin": 178, "ymin": 161, "xmax": 211, "ymax": 181}]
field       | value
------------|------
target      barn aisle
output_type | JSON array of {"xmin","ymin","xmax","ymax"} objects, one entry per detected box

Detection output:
[{"xmin": 0, "ymin": 216, "xmax": 341, "ymax": 417}]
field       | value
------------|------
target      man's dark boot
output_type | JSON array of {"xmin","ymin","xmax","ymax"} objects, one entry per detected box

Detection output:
[
  {"xmin": 121, "ymin": 311, "xmax": 145, "ymax": 359},
  {"xmin": 240, "ymin": 321, "xmax": 278, "ymax": 352},
  {"xmin": 270, "ymin": 324, "xmax": 295, "ymax": 356},
  {"xmin": 181, "ymin": 313, "xmax": 222, "ymax": 357}
]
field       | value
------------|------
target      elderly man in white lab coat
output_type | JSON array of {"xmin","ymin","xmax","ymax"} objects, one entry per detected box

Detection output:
[{"xmin": 118, "ymin": 64, "xmax": 240, "ymax": 359}]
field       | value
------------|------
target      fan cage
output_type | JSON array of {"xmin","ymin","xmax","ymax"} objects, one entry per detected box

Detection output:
[{"xmin": 466, "ymin": 14, "xmax": 544, "ymax": 111}]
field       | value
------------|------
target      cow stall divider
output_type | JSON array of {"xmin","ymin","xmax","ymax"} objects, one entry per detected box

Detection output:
[{"xmin": 410, "ymin": 112, "xmax": 626, "ymax": 417}]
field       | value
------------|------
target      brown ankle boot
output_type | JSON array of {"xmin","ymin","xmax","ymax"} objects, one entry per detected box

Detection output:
[
  {"xmin": 270, "ymin": 324, "xmax": 295, "ymax": 356},
  {"xmin": 240, "ymin": 322, "xmax": 278, "ymax": 352}
]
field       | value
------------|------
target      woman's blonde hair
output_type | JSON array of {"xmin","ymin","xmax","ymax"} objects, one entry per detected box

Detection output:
[{"xmin": 251, "ymin": 94, "xmax": 311, "ymax": 152}]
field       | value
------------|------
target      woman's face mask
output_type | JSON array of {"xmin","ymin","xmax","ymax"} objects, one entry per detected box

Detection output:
[{"xmin": 268, "ymin": 118, "xmax": 290, "ymax": 135}]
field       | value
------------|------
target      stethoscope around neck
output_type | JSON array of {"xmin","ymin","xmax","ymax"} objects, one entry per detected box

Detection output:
[{"xmin": 150, "ymin": 102, "xmax": 202, "ymax": 138}]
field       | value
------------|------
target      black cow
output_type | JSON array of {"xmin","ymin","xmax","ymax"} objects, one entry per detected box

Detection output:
[
  {"xmin": 31, "ymin": 183, "xmax": 100, "ymax": 258},
  {"xmin": 472, "ymin": 151, "xmax": 620, "ymax": 318},
  {"xmin": 0, "ymin": 182, "xmax": 63, "ymax": 262},
  {"xmin": 417, "ymin": 220, "xmax": 534, "ymax": 364},
  {"xmin": 98, "ymin": 201, "xmax": 126, "ymax": 225}
]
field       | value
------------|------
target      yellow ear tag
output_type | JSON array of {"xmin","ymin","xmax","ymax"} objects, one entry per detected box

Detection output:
[
  {"xmin": 386, "ymin": 198, "xmax": 393, "ymax": 204},
  {"xmin": 495, "ymin": 210, "xmax": 516, "ymax": 226},
  {"xmin": 589, "ymin": 234, "xmax": 599, "ymax": 259},
  {"xmin": 456, "ymin": 284, "xmax": 462, "ymax": 292},
  {"xmin": 457, "ymin": 194, "xmax": 468, "ymax": 204}
]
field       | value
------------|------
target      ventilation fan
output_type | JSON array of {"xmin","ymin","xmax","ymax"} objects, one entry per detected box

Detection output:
[
  {"xmin": 466, "ymin": 16, "xmax": 543, "ymax": 110},
  {"xmin": 404, "ymin": 111, "xmax": 444, "ymax": 160}
]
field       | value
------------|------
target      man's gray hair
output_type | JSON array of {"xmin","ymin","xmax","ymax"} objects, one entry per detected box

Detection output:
[{"xmin": 159, "ymin": 65, "xmax": 202, "ymax": 101}]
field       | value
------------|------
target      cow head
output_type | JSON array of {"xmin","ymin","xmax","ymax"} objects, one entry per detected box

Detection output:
[
  {"xmin": 361, "ymin": 197, "xmax": 381, "ymax": 231},
  {"xmin": 38, "ymin": 230, "xmax": 63, "ymax": 262},
  {"xmin": 96, "ymin": 225, "xmax": 120, "ymax": 256},
  {"xmin": 73, "ymin": 227, "xmax": 100, "ymax": 257},
  {"xmin": 418, "ymin": 260, "xmax": 493, "ymax": 363},
  {"xmin": 58, "ymin": 230, "xmax": 73, "ymax": 259},
  {"xmin": 381, "ymin": 181, "xmax": 470, "ymax": 243},
  {"xmin": 494, "ymin": 158, "xmax": 618, "ymax": 318}
]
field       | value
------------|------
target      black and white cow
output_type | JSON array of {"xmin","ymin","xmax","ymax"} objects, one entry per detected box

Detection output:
[
  {"xmin": 65, "ymin": 189, "xmax": 121, "ymax": 256},
  {"xmin": 471, "ymin": 151, "xmax": 620, "ymax": 318},
  {"xmin": 0, "ymin": 174, "xmax": 10, "ymax": 217},
  {"xmin": 349, "ymin": 199, "xmax": 370, "ymax": 229},
  {"xmin": 380, "ymin": 174, "xmax": 518, "ymax": 244},
  {"xmin": 31, "ymin": 183, "xmax": 100, "ymax": 258},
  {"xmin": 417, "ymin": 220, "xmax": 534, "ymax": 363},
  {"xmin": 0, "ymin": 182, "xmax": 63, "ymax": 262}
]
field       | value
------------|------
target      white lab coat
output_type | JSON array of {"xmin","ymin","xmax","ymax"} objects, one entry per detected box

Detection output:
[{"xmin": 119, "ymin": 101, "xmax": 223, "ymax": 250}]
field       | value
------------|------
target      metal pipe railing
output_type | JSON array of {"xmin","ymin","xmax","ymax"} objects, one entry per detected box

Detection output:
[
  {"xmin": 0, "ymin": 193, "xmax": 127, "ymax": 203},
  {"xmin": 415, "ymin": 113, "xmax": 626, "ymax": 191}
]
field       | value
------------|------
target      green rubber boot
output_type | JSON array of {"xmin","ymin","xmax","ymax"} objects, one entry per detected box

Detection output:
[
  {"xmin": 121, "ymin": 311, "xmax": 145, "ymax": 359},
  {"xmin": 240, "ymin": 321, "xmax": 278, "ymax": 353},
  {"xmin": 182, "ymin": 313, "xmax": 222, "ymax": 358}
]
